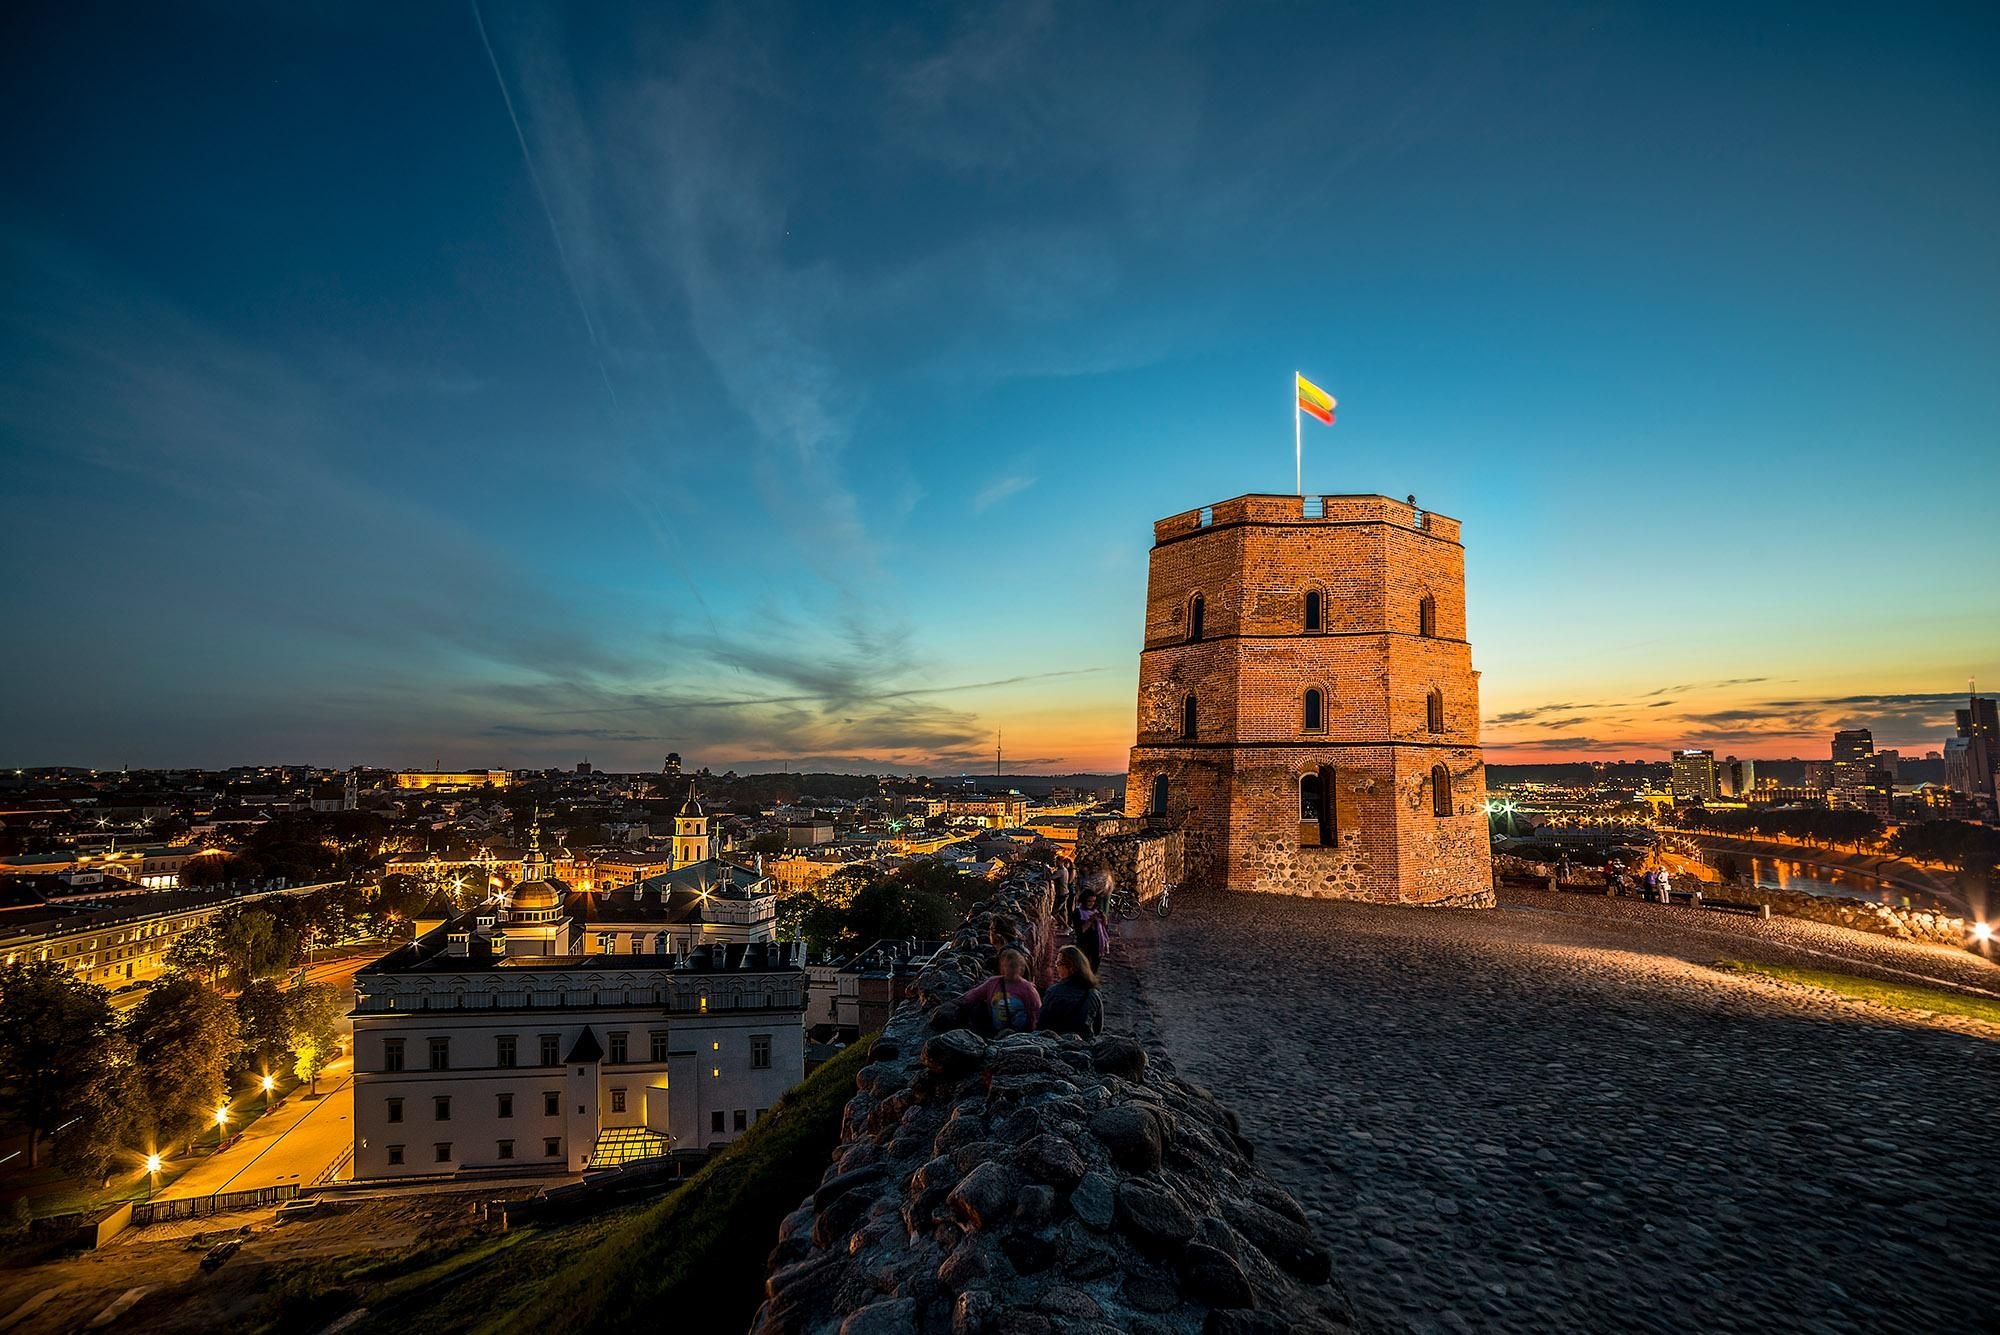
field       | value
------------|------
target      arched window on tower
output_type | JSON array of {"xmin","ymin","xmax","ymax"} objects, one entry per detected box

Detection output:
[
  {"xmin": 1187, "ymin": 594, "xmax": 1205, "ymax": 642},
  {"xmin": 1427, "ymin": 688, "xmax": 1445, "ymax": 734},
  {"xmin": 1150, "ymin": 773, "xmax": 1170, "ymax": 817},
  {"xmin": 1303, "ymin": 589, "xmax": 1322, "ymax": 633},
  {"xmin": 1419, "ymin": 593, "xmax": 1438, "ymax": 638},
  {"xmin": 1299, "ymin": 766, "xmax": 1335, "ymax": 846},
  {"xmin": 1432, "ymin": 764, "xmax": 1453, "ymax": 817},
  {"xmin": 1181, "ymin": 694, "xmax": 1198, "ymax": 740},
  {"xmin": 1303, "ymin": 688, "xmax": 1324, "ymax": 732}
]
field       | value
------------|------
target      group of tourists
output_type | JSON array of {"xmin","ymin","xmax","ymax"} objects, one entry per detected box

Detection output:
[{"xmin": 953, "ymin": 854, "xmax": 1118, "ymax": 1040}]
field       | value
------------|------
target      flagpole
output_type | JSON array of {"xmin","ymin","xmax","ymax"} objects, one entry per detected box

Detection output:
[{"xmin": 1293, "ymin": 371, "xmax": 1302, "ymax": 496}]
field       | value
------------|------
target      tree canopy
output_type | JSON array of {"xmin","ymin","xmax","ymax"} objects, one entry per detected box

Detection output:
[
  {"xmin": 0, "ymin": 962, "xmax": 130, "ymax": 1170},
  {"xmin": 127, "ymin": 976, "xmax": 240, "ymax": 1149}
]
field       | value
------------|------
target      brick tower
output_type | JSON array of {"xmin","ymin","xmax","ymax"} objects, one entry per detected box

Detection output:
[{"xmin": 1125, "ymin": 494, "xmax": 1494, "ymax": 906}]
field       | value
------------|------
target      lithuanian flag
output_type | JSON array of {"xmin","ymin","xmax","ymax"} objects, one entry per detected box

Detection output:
[{"xmin": 1297, "ymin": 373, "xmax": 1336, "ymax": 425}]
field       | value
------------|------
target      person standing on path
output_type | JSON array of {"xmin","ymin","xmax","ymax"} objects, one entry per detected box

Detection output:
[{"xmin": 1071, "ymin": 888, "xmax": 1110, "ymax": 973}]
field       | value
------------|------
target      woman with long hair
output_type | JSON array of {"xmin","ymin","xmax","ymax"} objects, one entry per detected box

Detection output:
[{"xmin": 1038, "ymin": 944, "xmax": 1103, "ymax": 1037}]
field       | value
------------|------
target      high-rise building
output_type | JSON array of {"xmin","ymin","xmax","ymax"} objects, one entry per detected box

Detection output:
[
  {"xmin": 1953, "ymin": 694, "xmax": 1999, "ymax": 808},
  {"xmin": 1124, "ymin": 493, "xmax": 1492, "ymax": 905},
  {"xmin": 1873, "ymin": 749, "xmax": 1900, "ymax": 783},
  {"xmin": 1671, "ymin": 749, "xmax": 1718, "ymax": 804},
  {"xmin": 1830, "ymin": 728, "xmax": 1875, "ymax": 792},
  {"xmin": 1719, "ymin": 756, "xmax": 1757, "ymax": 798}
]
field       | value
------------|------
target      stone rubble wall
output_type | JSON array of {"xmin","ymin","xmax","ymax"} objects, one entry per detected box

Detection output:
[
  {"xmin": 751, "ymin": 867, "xmax": 1353, "ymax": 1335},
  {"xmin": 1075, "ymin": 817, "xmax": 1186, "ymax": 906}
]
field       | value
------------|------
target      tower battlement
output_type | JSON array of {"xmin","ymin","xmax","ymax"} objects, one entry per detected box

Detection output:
[
  {"xmin": 1126, "ymin": 492, "xmax": 1493, "ymax": 905},
  {"xmin": 1152, "ymin": 493, "xmax": 1462, "ymax": 545}
]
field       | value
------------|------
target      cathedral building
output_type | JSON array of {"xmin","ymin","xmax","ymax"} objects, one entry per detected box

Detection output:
[
  {"xmin": 1125, "ymin": 493, "xmax": 1494, "ymax": 906},
  {"xmin": 350, "ymin": 798, "xmax": 802, "ymax": 1180}
]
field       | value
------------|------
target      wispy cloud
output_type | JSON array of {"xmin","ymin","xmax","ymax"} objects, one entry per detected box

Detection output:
[{"xmin": 972, "ymin": 474, "xmax": 1037, "ymax": 512}]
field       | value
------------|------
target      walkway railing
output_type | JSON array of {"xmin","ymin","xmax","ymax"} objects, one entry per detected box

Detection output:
[{"xmin": 132, "ymin": 1183, "xmax": 297, "ymax": 1226}]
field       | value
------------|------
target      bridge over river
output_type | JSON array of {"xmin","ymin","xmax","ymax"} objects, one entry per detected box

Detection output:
[{"xmin": 1122, "ymin": 887, "xmax": 2000, "ymax": 1333}]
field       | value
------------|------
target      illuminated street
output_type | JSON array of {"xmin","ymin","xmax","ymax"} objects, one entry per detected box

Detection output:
[
  {"xmin": 149, "ymin": 956, "xmax": 365, "ymax": 1201},
  {"xmin": 153, "ymin": 1064, "xmax": 352, "ymax": 1199}
]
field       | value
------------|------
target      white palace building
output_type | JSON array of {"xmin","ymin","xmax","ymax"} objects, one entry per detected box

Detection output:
[{"xmin": 351, "ymin": 797, "xmax": 805, "ymax": 1180}]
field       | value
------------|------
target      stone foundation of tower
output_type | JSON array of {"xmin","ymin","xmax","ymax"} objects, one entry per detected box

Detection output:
[{"xmin": 1124, "ymin": 493, "xmax": 1494, "ymax": 906}]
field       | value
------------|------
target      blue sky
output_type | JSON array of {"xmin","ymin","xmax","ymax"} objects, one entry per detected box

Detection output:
[{"xmin": 3, "ymin": 1, "xmax": 1996, "ymax": 773}]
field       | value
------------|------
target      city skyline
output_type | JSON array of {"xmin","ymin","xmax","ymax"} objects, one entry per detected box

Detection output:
[{"xmin": 4, "ymin": 3, "xmax": 1997, "ymax": 774}]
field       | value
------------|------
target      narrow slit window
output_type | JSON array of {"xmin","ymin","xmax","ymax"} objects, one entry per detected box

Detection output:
[
  {"xmin": 1427, "ymin": 688, "xmax": 1445, "ymax": 734},
  {"xmin": 1304, "ymin": 689, "xmax": 1324, "ymax": 732},
  {"xmin": 1300, "ymin": 766, "xmax": 1336, "ymax": 846},
  {"xmin": 1181, "ymin": 694, "xmax": 1198, "ymax": 740},
  {"xmin": 1432, "ymin": 764, "xmax": 1453, "ymax": 817},
  {"xmin": 1304, "ymin": 590, "xmax": 1322, "ymax": 632},
  {"xmin": 1187, "ymin": 594, "xmax": 1205, "ymax": 642},
  {"xmin": 1419, "ymin": 594, "xmax": 1437, "ymax": 638}
]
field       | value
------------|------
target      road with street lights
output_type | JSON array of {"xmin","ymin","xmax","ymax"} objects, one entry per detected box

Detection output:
[
  {"xmin": 147, "ymin": 953, "xmax": 372, "ymax": 1200},
  {"xmin": 158, "ymin": 1061, "xmax": 353, "ymax": 1198}
]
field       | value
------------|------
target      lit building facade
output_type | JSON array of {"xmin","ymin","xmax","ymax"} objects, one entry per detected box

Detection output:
[
  {"xmin": 350, "ymin": 806, "xmax": 800, "ymax": 1180},
  {"xmin": 393, "ymin": 770, "xmax": 513, "ymax": 791},
  {"xmin": 1670, "ymin": 750, "xmax": 1718, "ymax": 805},
  {"xmin": 1124, "ymin": 493, "xmax": 1492, "ymax": 905}
]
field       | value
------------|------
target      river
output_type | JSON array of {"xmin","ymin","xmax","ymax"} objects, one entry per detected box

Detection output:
[{"xmin": 1691, "ymin": 849, "xmax": 1955, "ymax": 913}]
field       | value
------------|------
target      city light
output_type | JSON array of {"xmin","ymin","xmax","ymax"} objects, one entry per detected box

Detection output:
[
  {"xmin": 1975, "ymin": 922, "xmax": 1994, "ymax": 943},
  {"xmin": 261, "ymin": 1074, "xmax": 276, "ymax": 1093},
  {"xmin": 144, "ymin": 1152, "xmax": 162, "ymax": 1174},
  {"xmin": 215, "ymin": 1102, "xmax": 230, "ymax": 1129}
]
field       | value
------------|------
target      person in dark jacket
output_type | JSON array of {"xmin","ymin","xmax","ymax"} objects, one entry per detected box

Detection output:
[{"xmin": 1039, "ymin": 945, "xmax": 1103, "ymax": 1037}]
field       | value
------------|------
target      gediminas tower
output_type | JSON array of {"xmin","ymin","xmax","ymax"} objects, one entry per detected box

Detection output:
[{"xmin": 1125, "ymin": 493, "xmax": 1494, "ymax": 906}]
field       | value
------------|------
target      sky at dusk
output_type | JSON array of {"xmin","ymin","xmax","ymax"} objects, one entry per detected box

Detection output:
[{"xmin": 3, "ymin": 2, "xmax": 1997, "ymax": 774}]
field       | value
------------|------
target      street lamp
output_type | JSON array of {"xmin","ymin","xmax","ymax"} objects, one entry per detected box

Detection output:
[{"xmin": 260, "ymin": 1073, "xmax": 276, "ymax": 1111}]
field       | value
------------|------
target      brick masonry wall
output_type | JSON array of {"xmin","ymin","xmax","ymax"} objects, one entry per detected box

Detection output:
[{"xmin": 1127, "ymin": 494, "xmax": 1494, "ymax": 906}]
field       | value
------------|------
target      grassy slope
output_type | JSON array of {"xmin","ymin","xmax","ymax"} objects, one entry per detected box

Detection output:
[
  {"xmin": 437, "ymin": 1033, "xmax": 879, "ymax": 1335},
  {"xmin": 1715, "ymin": 959, "xmax": 2000, "ymax": 1026}
]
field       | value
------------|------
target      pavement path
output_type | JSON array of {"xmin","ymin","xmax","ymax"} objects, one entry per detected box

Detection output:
[
  {"xmin": 154, "ymin": 1061, "xmax": 353, "ymax": 1201},
  {"xmin": 1118, "ymin": 888, "xmax": 2000, "ymax": 1334}
]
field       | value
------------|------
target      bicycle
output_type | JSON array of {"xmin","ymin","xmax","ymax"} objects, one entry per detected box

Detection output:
[
  {"xmin": 1154, "ymin": 881, "xmax": 1176, "ymax": 918},
  {"xmin": 1111, "ymin": 883, "xmax": 1140, "ymax": 920}
]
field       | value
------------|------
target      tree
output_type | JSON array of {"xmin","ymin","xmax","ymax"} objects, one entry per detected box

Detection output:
[
  {"xmin": 236, "ymin": 979, "xmax": 295, "ymax": 1074},
  {"xmin": 0, "ymin": 962, "xmax": 126, "ymax": 1169},
  {"xmin": 844, "ymin": 880, "xmax": 960, "ymax": 945},
  {"xmin": 215, "ymin": 906, "xmax": 299, "ymax": 986},
  {"xmin": 126, "ymin": 976, "xmax": 240, "ymax": 1151},
  {"xmin": 776, "ymin": 891, "xmax": 849, "ymax": 954},
  {"xmin": 51, "ymin": 1038, "xmax": 142, "ymax": 1183},
  {"xmin": 288, "ymin": 983, "xmax": 342, "ymax": 1093},
  {"xmin": 162, "ymin": 921, "xmax": 225, "ymax": 984},
  {"xmin": 179, "ymin": 851, "xmax": 235, "ymax": 888}
]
